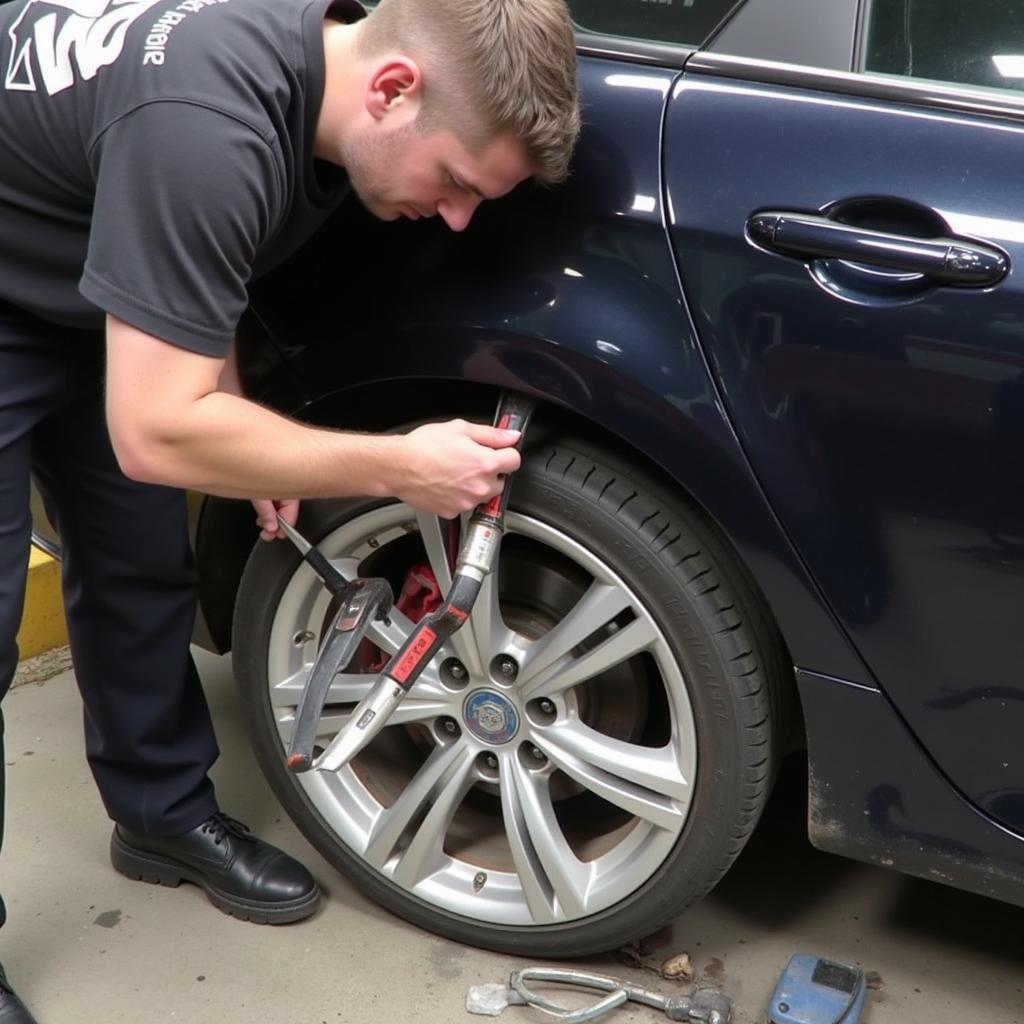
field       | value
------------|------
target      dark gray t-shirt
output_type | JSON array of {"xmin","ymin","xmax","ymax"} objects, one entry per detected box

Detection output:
[{"xmin": 0, "ymin": 0, "xmax": 362, "ymax": 355}]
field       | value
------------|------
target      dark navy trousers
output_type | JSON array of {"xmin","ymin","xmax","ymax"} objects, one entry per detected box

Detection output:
[{"xmin": 0, "ymin": 301, "xmax": 220, "ymax": 921}]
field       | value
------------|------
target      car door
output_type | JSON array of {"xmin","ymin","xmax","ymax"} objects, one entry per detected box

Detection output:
[{"xmin": 665, "ymin": 0, "xmax": 1024, "ymax": 835}]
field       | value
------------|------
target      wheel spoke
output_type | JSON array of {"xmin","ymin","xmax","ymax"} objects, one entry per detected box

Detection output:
[
  {"xmin": 500, "ymin": 761, "xmax": 559, "ymax": 923},
  {"xmin": 516, "ymin": 582, "xmax": 633, "ymax": 687},
  {"xmin": 364, "ymin": 606, "xmax": 416, "ymax": 656},
  {"xmin": 275, "ymin": 709, "xmax": 337, "ymax": 745},
  {"xmin": 468, "ymin": 561, "xmax": 513, "ymax": 665},
  {"xmin": 391, "ymin": 747, "xmax": 478, "ymax": 889},
  {"xmin": 329, "ymin": 557, "xmax": 364, "ymax": 581},
  {"xmin": 415, "ymin": 508, "xmax": 456, "ymax": 590},
  {"xmin": 535, "ymin": 721, "xmax": 689, "ymax": 831},
  {"xmin": 519, "ymin": 615, "xmax": 659, "ymax": 700},
  {"xmin": 276, "ymin": 692, "xmax": 452, "ymax": 747},
  {"xmin": 270, "ymin": 668, "xmax": 371, "ymax": 707},
  {"xmin": 273, "ymin": 640, "xmax": 452, "ymax": 741},
  {"xmin": 363, "ymin": 741, "xmax": 475, "ymax": 880},
  {"xmin": 415, "ymin": 508, "xmax": 485, "ymax": 676},
  {"xmin": 501, "ymin": 754, "xmax": 590, "ymax": 920},
  {"xmin": 271, "ymin": 657, "xmax": 446, "ymax": 701}
]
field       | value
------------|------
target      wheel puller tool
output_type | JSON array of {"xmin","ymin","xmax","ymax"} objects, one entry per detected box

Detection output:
[
  {"xmin": 311, "ymin": 390, "xmax": 535, "ymax": 773},
  {"xmin": 274, "ymin": 516, "xmax": 395, "ymax": 772},
  {"xmin": 467, "ymin": 967, "xmax": 732, "ymax": 1023}
]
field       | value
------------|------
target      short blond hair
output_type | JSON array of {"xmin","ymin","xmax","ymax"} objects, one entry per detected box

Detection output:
[{"xmin": 358, "ymin": 0, "xmax": 580, "ymax": 184}]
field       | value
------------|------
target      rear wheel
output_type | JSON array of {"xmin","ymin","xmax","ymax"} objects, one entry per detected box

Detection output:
[{"xmin": 232, "ymin": 439, "xmax": 785, "ymax": 956}]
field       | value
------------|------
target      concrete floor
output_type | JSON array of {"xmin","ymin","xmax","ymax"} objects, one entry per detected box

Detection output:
[{"xmin": 2, "ymin": 649, "xmax": 1023, "ymax": 1024}]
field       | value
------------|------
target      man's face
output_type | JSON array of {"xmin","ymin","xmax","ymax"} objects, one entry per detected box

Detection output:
[{"xmin": 341, "ymin": 123, "xmax": 533, "ymax": 233}]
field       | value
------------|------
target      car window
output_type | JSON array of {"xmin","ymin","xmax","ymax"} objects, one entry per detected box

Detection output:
[
  {"xmin": 706, "ymin": 0, "xmax": 858, "ymax": 72},
  {"xmin": 861, "ymin": 0, "xmax": 1024, "ymax": 95},
  {"xmin": 569, "ymin": 0, "xmax": 741, "ymax": 48}
]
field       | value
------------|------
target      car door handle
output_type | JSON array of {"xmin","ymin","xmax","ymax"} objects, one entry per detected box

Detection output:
[{"xmin": 747, "ymin": 211, "xmax": 1008, "ymax": 287}]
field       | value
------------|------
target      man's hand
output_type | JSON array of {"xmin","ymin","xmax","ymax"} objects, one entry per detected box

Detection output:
[
  {"xmin": 252, "ymin": 498, "xmax": 300, "ymax": 541},
  {"xmin": 394, "ymin": 419, "xmax": 522, "ymax": 518}
]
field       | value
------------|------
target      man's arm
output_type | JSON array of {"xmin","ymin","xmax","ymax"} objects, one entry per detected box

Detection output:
[
  {"xmin": 217, "ymin": 340, "xmax": 301, "ymax": 540},
  {"xmin": 105, "ymin": 315, "xmax": 521, "ymax": 517}
]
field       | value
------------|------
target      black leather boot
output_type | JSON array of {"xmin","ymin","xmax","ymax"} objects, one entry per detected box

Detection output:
[
  {"xmin": 0, "ymin": 966, "xmax": 39, "ymax": 1024},
  {"xmin": 110, "ymin": 812, "xmax": 319, "ymax": 924}
]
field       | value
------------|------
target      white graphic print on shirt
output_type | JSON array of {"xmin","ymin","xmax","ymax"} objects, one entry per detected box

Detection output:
[{"xmin": 5, "ymin": 0, "xmax": 163, "ymax": 94}]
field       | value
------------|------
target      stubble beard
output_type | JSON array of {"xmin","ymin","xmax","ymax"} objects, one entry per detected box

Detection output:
[{"xmin": 337, "ymin": 123, "xmax": 418, "ymax": 220}]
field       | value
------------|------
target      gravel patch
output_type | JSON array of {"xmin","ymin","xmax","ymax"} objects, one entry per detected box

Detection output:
[{"xmin": 14, "ymin": 645, "xmax": 72, "ymax": 687}]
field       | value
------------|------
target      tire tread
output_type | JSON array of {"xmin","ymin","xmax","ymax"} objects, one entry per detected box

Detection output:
[{"xmin": 533, "ymin": 444, "xmax": 785, "ymax": 943}]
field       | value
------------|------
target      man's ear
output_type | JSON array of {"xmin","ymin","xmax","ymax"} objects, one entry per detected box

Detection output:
[{"xmin": 366, "ymin": 57, "xmax": 422, "ymax": 120}]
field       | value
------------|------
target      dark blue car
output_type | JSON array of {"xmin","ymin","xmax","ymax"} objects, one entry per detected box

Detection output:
[{"xmin": 184, "ymin": 0, "xmax": 1024, "ymax": 955}]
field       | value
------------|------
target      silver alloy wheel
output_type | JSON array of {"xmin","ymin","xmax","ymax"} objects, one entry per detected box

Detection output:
[{"xmin": 264, "ymin": 503, "xmax": 698, "ymax": 926}]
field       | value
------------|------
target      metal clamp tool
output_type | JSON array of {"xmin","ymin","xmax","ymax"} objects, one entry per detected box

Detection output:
[
  {"xmin": 272, "ymin": 515, "xmax": 395, "ymax": 772},
  {"xmin": 275, "ymin": 390, "xmax": 534, "ymax": 774},
  {"xmin": 284, "ymin": 576, "xmax": 394, "ymax": 772},
  {"xmin": 468, "ymin": 968, "xmax": 731, "ymax": 1024}
]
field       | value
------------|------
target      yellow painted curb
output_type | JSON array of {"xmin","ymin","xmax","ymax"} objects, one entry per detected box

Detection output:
[{"xmin": 17, "ymin": 546, "xmax": 67, "ymax": 660}]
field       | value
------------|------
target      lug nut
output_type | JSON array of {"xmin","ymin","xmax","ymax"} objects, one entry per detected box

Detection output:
[
  {"xmin": 494, "ymin": 655, "xmax": 518, "ymax": 682},
  {"xmin": 531, "ymin": 745, "xmax": 545, "ymax": 761},
  {"xmin": 485, "ymin": 754, "xmax": 498, "ymax": 769},
  {"xmin": 443, "ymin": 659, "xmax": 469, "ymax": 687},
  {"xmin": 441, "ymin": 718, "xmax": 458, "ymax": 736},
  {"xmin": 539, "ymin": 699, "xmax": 555, "ymax": 715}
]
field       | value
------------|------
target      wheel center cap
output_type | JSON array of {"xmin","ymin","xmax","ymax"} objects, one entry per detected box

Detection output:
[{"xmin": 464, "ymin": 689, "xmax": 520, "ymax": 745}]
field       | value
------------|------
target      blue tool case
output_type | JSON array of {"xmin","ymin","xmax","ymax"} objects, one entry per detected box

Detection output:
[{"xmin": 768, "ymin": 954, "xmax": 867, "ymax": 1024}]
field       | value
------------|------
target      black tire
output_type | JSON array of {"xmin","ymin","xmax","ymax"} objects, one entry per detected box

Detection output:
[{"xmin": 232, "ymin": 436, "xmax": 787, "ymax": 957}]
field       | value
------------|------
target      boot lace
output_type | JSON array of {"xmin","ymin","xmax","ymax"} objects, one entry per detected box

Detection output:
[{"xmin": 200, "ymin": 812, "xmax": 255, "ymax": 846}]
